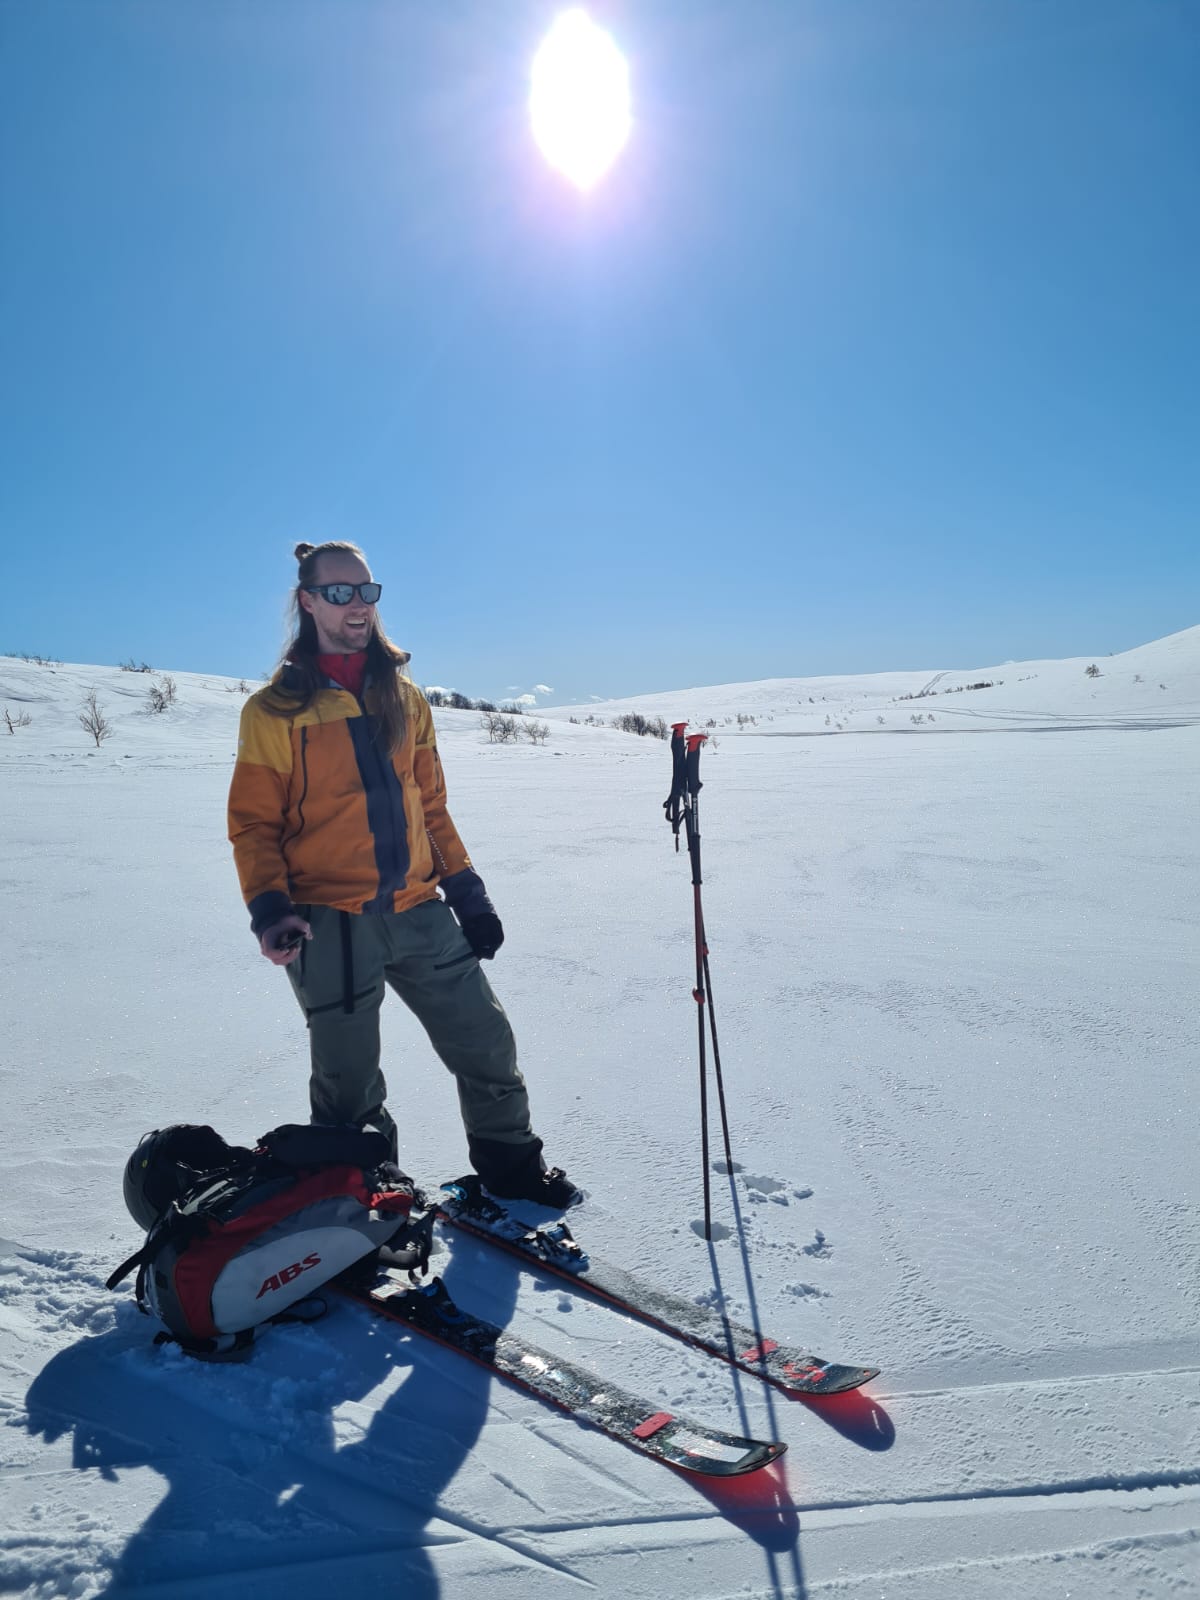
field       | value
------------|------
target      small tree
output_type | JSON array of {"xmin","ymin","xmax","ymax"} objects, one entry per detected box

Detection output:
[
  {"xmin": 79, "ymin": 689, "xmax": 112, "ymax": 746},
  {"xmin": 147, "ymin": 674, "xmax": 177, "ymax": 713},
  {"xmin": 481, "ymin": 710, "xmax": 521, "ymax": 743},
  {"xmin": 522, "ymin": 719, "xmax": 550, "ymax": 746},
  {"xmin": 1085, "ymin": 664, "xmax": 1101, "ymax": 678}
]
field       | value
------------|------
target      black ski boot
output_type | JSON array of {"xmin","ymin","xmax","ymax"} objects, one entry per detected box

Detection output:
[{"xmin": 468, "ymin": 1136, "xmax": 581, "ymax": 1210}]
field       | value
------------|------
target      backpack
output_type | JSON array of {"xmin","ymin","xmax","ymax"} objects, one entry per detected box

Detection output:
[{"xmin": 108, "ymin": 1123, "xmax": 429, "ymax": 1360}]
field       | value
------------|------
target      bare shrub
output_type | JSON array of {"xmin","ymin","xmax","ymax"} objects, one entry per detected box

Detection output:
[
  {"xmin": 1085, "ymin": 664, "xmax": 1101, "ymax": 678},
  {"xmin": 147, "ymin": 674, "xmax": 177, "ymax": 713},
  {"xmin": 4, "ymin": 707, "xmax": 33, "ymax": 733},
  {"xmin": 611, "ymin": 712, "xmax": 668, "ymax": 739},
  {"xmin": 481, "ymin": 710, "xmax": 521, "ymax": 743},
  {"xmin": 120, "ymin": 659, "xmax": 155, "ymax": 673},
  {"xmin": 79, "ymin": 689, "xmax": 112, "ymax": 746},
  {"xmin": 522, "ymin": 720, "xmax": 550, "ymax": 746}
]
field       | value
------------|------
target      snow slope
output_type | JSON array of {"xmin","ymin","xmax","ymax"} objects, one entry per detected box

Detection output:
[
  {"xmin": 543, "ymin": 623, "xmax": 1200, "ymax": 731},
  {"xmin": 1, "ymin": 631, "xmax": 1197, "ymax": 1598}
]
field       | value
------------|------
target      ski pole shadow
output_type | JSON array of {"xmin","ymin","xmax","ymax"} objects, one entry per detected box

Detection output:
[
  {"xmin": 693, "ymin": 1169, "xmax": 898, "ymax": 1598},
  {"xmin": 709, "ymin": 1169, "xmax": 894, "ymax": 1450}
]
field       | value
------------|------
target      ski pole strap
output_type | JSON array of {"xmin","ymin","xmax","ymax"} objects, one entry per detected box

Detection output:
[{"xmin": 663, "ymin": 722, "xmax": 688, "ymax": 842}]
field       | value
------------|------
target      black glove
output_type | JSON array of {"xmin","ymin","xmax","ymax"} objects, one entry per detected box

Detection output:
[
  {"xmin": 460, "ymin": 911, "xmax": 504, "ymax": 960},
  {"xmin": 440, "ymin": 869, "xmax": 503, "ymax": 958}
]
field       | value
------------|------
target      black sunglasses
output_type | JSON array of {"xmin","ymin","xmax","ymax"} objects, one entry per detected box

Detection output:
[{"xmin": 304, "ymin": 582, "xmax": 382, "ymax": 606}]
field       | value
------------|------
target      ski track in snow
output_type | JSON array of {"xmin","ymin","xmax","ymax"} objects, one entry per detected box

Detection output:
[{"xmin": 1, "ymin": 634, "xmax": 1199, "ymax": 1597}]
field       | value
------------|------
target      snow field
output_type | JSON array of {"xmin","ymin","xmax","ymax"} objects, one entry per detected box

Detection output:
[{"xmin": 0, "ymin": 629, "xmax": 1197, "ymax": 1597}]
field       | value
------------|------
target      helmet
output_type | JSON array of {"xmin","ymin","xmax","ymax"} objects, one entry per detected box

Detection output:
[{"xmin": 123, "ymin": 1124, "xmax": 241, "ymax": 1232}]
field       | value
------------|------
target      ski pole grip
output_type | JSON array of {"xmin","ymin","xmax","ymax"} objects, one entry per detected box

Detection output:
[
  {"xmin": 685, "ymin": 732, "xmax": 707, "ymax": 795},
  {"xmin": 671, "ymin": 724, "xmax": 687, "ymax": 790},
  {"xmin": 664, "ymin": 723, "xmax": 688, "ymax": 834}
]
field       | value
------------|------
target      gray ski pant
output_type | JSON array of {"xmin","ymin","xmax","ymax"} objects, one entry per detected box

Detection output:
[{"xmin": 285, "ymin": 898, "xmax": 533, "ymax": 1161}]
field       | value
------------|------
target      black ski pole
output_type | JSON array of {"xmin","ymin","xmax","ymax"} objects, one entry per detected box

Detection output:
[
  {"xmin": 663, "ymin": 721, "xmax": 687, "ymax": 846},
  {"xmin": 664, "ymin": 725, "xmax": 736, "ymax": 1242}
]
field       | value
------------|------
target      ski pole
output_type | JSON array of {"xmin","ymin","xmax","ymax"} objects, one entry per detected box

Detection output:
[{"xmin": 664, "ymin": 725, "xmax": 736, "ymax": 1241}]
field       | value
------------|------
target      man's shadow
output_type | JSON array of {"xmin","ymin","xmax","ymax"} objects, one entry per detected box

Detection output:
[{"xmin": 23, "ymin": 1248, "xmax": 520, "ymax": 1600}]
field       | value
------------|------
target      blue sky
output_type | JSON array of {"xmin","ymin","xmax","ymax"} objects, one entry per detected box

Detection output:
[{"xmin": 2, "ymin": 0, "xmax": 1196, "ymax": 702}]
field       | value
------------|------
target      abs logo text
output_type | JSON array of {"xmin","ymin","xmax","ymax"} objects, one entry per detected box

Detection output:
[{"xmin": 256, "ymin": 1253, "xmax": 322, "ymax": 1298}]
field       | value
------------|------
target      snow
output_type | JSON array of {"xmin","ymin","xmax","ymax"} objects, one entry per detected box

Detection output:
[{"xmin": 1, "ymin": 631, "xmax": 1197, "ymax": 1598}]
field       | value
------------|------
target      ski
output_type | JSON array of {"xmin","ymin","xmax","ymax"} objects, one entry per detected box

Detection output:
[
  {"xmin": 338, "ymin": 1270, "xmax": 786, "ymax": 1478},
  {"xmin": 433, "ymin": 1176, "xmax": 879, "ymax": 1398}
]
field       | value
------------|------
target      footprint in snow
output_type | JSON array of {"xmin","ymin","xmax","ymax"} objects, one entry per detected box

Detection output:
[
  {"xmin": 689, "ymin": 1220, "xmax": 733, "ymax": 1241},
  {"xmin": 741, "ymin": 1172, "xmax": 790, "ymax": 1204},
  {"xmin": 802, "ymin": 1230, "xmax": 832, "ymax": 1259},
  {"xmin": 785, "ymin": 1282, "xmax": 831, "ymax": 1300}
]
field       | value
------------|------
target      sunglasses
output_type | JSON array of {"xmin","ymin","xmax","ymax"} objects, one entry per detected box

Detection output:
[{"xmin": 304, "ymin": 582, "xmax": 382, "ymax": 606}]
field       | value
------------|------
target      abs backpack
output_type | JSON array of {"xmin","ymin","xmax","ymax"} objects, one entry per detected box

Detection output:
[{"xmin": 108, "ymin": 1122, "xmax": 428, "ymax": 1359}]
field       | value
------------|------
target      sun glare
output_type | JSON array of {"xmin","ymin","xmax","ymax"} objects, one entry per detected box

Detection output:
[{"xmin": 530, "ymin": 9, "xmax": 631, "ymax": 190}]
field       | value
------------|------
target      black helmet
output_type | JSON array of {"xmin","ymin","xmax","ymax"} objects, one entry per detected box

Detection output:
[{"xmin": 123, "ymin": 1124, "xmax": 242, "ymax": 1232}]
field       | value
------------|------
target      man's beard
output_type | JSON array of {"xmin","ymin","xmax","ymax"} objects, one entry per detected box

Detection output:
[{"xmin": 326, "ymin": 617, "xmax": 372, "ymax": 653}]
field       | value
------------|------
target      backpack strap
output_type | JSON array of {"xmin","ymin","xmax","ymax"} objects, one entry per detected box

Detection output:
[
  {"xmin": 106, "ymin": 1246, "xmax": 147, "ymax": 1291},
  {"xmin": 107, "ymin": 1197, "xmax": 218, "ymax": 1292}
]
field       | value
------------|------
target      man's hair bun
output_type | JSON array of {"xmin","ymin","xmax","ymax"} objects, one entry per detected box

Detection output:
[{"xmin": 294, "ymin": 542, "xmax": 316, "ymax": 563}]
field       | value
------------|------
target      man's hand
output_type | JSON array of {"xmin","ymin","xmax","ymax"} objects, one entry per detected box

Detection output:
[
  {"xmin": 260, "ymin": 915, "xmax": 312, "ymax": 966},
  {"xmin": 460, "ymin": 911, "xmax": 504, "ymax": 960}
]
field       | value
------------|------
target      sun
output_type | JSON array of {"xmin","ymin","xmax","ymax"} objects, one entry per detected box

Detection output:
[{"xmin": 530, "ymin": 9, "xmax": 631, "ymax": 190}]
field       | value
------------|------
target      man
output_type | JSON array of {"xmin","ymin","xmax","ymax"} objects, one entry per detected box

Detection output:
[{"xmin": 227, "ymin": 539, "xmax": 577, "ymax": 1208}]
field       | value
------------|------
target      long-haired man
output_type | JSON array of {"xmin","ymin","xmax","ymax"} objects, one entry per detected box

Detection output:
[{"xmin": 227, "ymin": 540, "xmax": 577, "ymax": 1207}]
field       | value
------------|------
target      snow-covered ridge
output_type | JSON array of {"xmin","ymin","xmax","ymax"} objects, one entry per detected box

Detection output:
[
  {"xmin": 542, "ymin": 623, "xmax": 1200, "ymax": 730},
  {"xmin": 3, "ymin": 623, "xmax": 1197, "ymax": 759}
]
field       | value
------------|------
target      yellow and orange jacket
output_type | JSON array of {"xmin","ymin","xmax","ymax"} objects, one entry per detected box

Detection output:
[{"xmin": 228, "ymin": 669, "xmax": 481, "ymax": 935}]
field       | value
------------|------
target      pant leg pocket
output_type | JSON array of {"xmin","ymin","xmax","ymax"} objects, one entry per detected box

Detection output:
[{"xmin": 433, "ymin": 948, "xmax": 476, "ymax": 971}]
